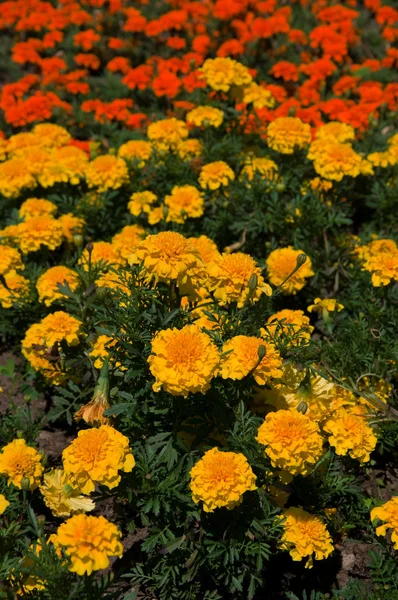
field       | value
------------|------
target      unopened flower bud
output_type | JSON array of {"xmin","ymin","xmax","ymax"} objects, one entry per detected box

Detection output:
[
  {"xmin": 85, "ymin": 242, "xmax": 93, "ymax": 254},
  {"xmin": 73, "ymin": 233, "xmax": 83, "ymax": 247},
  {"xmin": 257, "ymin": 344, "xmax": 267, "ymax": 361},
  {"xmin": 248, "ymin": 273, "xmax": 258, "ymax": 291},
  {"xmin": 296, "ymin": 253, "xmax": 307, "ymax": 268},
  {"xmin": 21, "ymin": 477, "xmax": 31, "ymax": 491},
  {"xmin": 297, "ymin": 401, "xmax": 308, "ymax": 414}
]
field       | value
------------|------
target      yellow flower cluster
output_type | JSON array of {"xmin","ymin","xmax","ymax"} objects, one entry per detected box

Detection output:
[
  {"xmin": 371, "ymin": 497, "xmax": 398, "ymax": 550},
  {"xmin": 199, "ymin": 57, "xmax": 252, "ymax": 92},
  {"xmin": 267, "ymin": 117, "xmax": 311, "ymax": 154},
  {"xmin": 280, "ymin": 507, "xmax": 334, "ymax": 568},
  {"xmin": 186, "ymin": 106, "xmax": 224, "ymax": 128},
  {"xmin": 199, "ymin": 161, "xmax": 235, "ymax": 190},
  {"xmin": 190, "ymin": 447, "xmax": 257, "ymax": 512},
  {"xmin": 62, "ymin": 425, "xmax": 135, "ymax": 494},
  {"xmin": 220, "ymin": 336, "xmax": 283, "ymax": 385},
  {"xmin": 0, "ymin": 439, "xmax": 43, "ymax": 490},
  {"xmin": 266, "ymin": 247, "xmax": 314, "ymax": 294},
  {"xmin": 262, "ymin": 309, "xmax": 313, "ymax": 346},
  {"xmin": 36, "ymin": 265, "xmax": 79, "ymax": 306},
  {"xmin": 323, "ymin": 408, "xmax": 377, "ymax": 463}
]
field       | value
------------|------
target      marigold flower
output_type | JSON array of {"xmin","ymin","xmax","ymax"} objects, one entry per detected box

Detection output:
[
  {"xmin": 165, "ymin": 185, "xmax": 204, "ymax": 223},
  {"xmin": 240, "ymin": 157, "xmax": 278, "ymax": 183},
  {"xmin": 315, "ymin": 122, "xmax": 355, "ymax": 143},
  {"xmin": 17, "ymin": 216, "xmax": 63, "ymax": 254},
  {"xmin": 199, "ymin": 57, "xmax": 252, "ymax": 92},
  {"xmin": 186, "ymin": 106, "xmax": 224, "ymax": 128},
  {"xmin": 0, "ymin": 245, "xmax": 23, "ymax": 275},
  {"xmin": 307, "ymin": 298, "xmax": 344, "ymax": 314},
  {"xmin": 281, "ymin": 507, "xmax": 334, "ymax": 568},
  {"xmin": 0, "ymin": 494, "xmax": 9, "ymax": 514},
  {"xmin": 129, "ymin": 231, "xmax": 203, "ymax": 288},
  {"xmin": 0, "ymin": 439, "xmax": 43, "ymax": 490},
  {"xmin": 267, "ymin": 117, "xmax": 311, "ymax": 154},
  {"xmin": 371, "ymin": 497, "xmax": 398, "ymax": 550},
  {"xmin": 79, "ymin": 241, "xmax": 124, "ymax": 270},
  {"xmin": 51, "ymin": 146, "xmax": 89, "ymax": 185},
  {"xmin": 256, "ymin": 409, "xmax": 324, "ymax": 476},
  {"xmin": 0, "ymin": 270, "xmax": 30, "ymax": 308},
  {"xmin": 220, "ymin": 336, "xmax": 283, "ymax": 385},
  {"xmin": 128, "ymin": 191, "xmax": 157, "ymax": 216},
  {"xmin": 0, "ymin": 158, "xmax": 36, "ymax": 198},
  {"xmin": 266, "ymin": 247, "xmax": 314, "ymax": 294},
  {"xmin": 188, "ymin": 235, "xmax": 220, "ymax": 264},
  {"xmin": 178, "ymin": 138, "xmax": 203, "ymax": 160},
  {"xmin": 118, "ymin": 140, "xmax": 152, "ymax": 166},
  {"xmin": 89, "ymin": 335, "xmax": 118, "ymax": 369},
  {"xmin": 208, "ymin": 252, "xmax": 271, "ymax": 306},
  {"xmin": 32, "ymin": 123, "xmax": 71, "ymax": 147},
  {"xmin": 199, "ymin": 161, "xmax": 235, "ymax": 190},
  {"xmin": 55, "ymin": 514, "xmax": 123, "ymax": 575},
  {"xmin": 148, "ymin": 325, "xmax": 220, "ymax": 397},
  {"xmin": 323, "ymin": 408, "xmax": 377, "ymax": 463},
  {"xmin": 362, "ymin": 249, "xmax": 398, "ymax": 286},
  {"xmin": 262, "ymin": 309, "xmax": 313, "ymax": 345},
  {"xmin": 58, "ymin": 213, "xmax": 86, "ymax": 243},
  {"xmin": 96, "ymin": 271, "xmax": 131, "ymax": 295},
  {"xmin": 242, "ymin": 83, "xmax": 275, "ymax": 108},
  {"xmin": 190, "ymin": 447, "xmax": 257, "ymax": 512},
  {"xmin": 147, "ymin": 118, "xmax": 188, "ymax": 153},
  {"xmin": 85, "ymin": 155, "xmax": 129, "ymax": 192},
  {"xmin": 36, "ymin": 265, "xmax": 79, "ymax": 306},
  {"xmin": 111, "ymin": 224, "xmax": 145, "ymax": 261},
  {"xmin": 40, "ymin": 469, "xmax": 95, "ymax": 517},
  {"xmin": 309, "ymin": 142, "xmax": 367, "ymax": 181},
  {"xmin": 62, "ymin": 425, "xmax": 135, "ymax": 494},
  {"xmin": 19, "ymin": 198, "xmax": 57, "ymax": 220}
]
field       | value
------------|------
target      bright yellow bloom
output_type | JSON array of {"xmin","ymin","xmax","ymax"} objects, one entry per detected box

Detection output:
[
  {"xmin": 281, "ymin": 507, "xmax": 334, "ymax": 568},
  {"xmin": 323, "ymin": 408, "xmax": 377, "ymax": 463},
  {"xmin": 129, "ymin": 231, "xmax": 203, "ymax": 287},
  {"xmin": 0, "ymin": 494, "xmax": 9, "ymax": 514},
  {"xmin": 199, "ymin": 57, "xmax": 252, "ymax": 92},
  {"xmin": 266, "ymin": 247, "xmax": 314, "ymax": 294},
  {"xmin": 36, "ymin": 311, "xmax": 82, "ymax": 347},
  {"xmin": 55, "ymin": 514, "xmax": 123, "ymax": 575},
  {"xmin": 6, "ymin": 132, "xmax": 41, "ymax": 156},
  {"xmin": 309, "ymin": 141, "xmax": 368, "ymax": 181},
  {"xmin": 240, "ymin": 157, "xmax": 278, "ymax": 183},
  {"xmin": 128, "ymin": 191, "xmax": 157, "ymax": 216},
  {"xmin": 220, "ymin": 336, "xmax": 282, "ymax": 385},
  {"xmin": 371, "ymin": 497, "xmax": 398, "ymax": 550},
  {"xmin": 112, "ymin": 224, "xmax": 145, "ymax": 261},
  {"xmin": 0, "ymin": 439, "xmax": 43, "ymax": 490},
  {"xmin": 85, "ymin": 155, "xmax": 129, "ymax": 192},
  {"xmin": 262, "ymin": 309, "xmax": 313, "ymax": 346},
  {"xmin": 165, "ymin": 185, "xmax": 204, "ymax": 223},
  {"xmin": 16, "ymin": 216, "xmax": 63, "ymax": 254},
  {"xmin": 0, "ymin": 270, "xmax": 30, "ymax": 308},
  {"xmin": 32, "ymin": 123, "xmax": 71, "ymax": 147},
  {"xmin": 267, "ymin": 117, "xmax": 311, "ymax": 154},
  {"xmin": 256, "ymin": 409, "xmax": 324, "ymax": 476},
  {"xmin": 199, "ymin": 161, "xmax": 235, "ymax": 190},
  {"xmin": 118, "ymin": 140, "xmax": 152, "ymax": 166},
  {"xmin": 79, "ymin": 241, "xmax": 124, "ymax": 270},
  {"xmin": 367, "ymin": 151, "xmax": 394, "ymax": 168},
  {"xmin": 0, "ymin": 245, "xmax": 23, "ymax": 275},
  {"xmin": 49, "ymin": 146, "xmax": 89, "ymax": 185},
  {"xmin": 19, "ymin": 198, "xmax": 57, "ymax": 220},
  {"xmin": 36, "ymin": 266, "xmax": 79, "ymax": 306},
  {"xmin": 186, "ymin": 106, "xmax": 224, "ymax": 128},
  {"xmin": 90, "ymin": 334, "xmax": 118, "ymax": 369},
  {"xmin": 188, "ymin": 235, "xmax": 220, "ymax": 264},
  {"xmin": 148, "ymin": 325, "xmax": 220, "ymax": 397},
  {"xmin": 62, "ymin": 425, "xmax": 135, "ymax": 494},
  {"xmin": 177, "ymin": 138, "xmax": 203, "ymax": 160},
  {"xmin": 362, "ymin": 249, "xmax": 398, "ymax": 287},
  {"xmin": 58, "ymin": 213, "xmax": 86, "ymax": 243},
  {"xmin": 242, "ymin": 83, "xmax": 275, "ymax": 108},
  {"xmin": 190, "ymin": 447, "xmax": 257, "ymax": 512},
  {"xmin": 0, "ymin": 158, "xmax": 36, "ymax": 198},
  {"xmin": 208, "ymin": 252, "xmax": 271, "ymax": 306},
  {"xmin": 96, "ymin": 271, "xmax": 131, "ymax": 294},
  {"xmin": 40, "ymin": 469, "xmax": 95, "ymax": 517},
  {"xmin": 307, "ymin": 298, "xmax": 344, "ymax": 314},
  {"xmin": 147, "ymin": 118, "xmax": 188, "ymax": 153},
  {"xmin": 315, "ymin": 122, "xmax": 355, "ymax": 144}
]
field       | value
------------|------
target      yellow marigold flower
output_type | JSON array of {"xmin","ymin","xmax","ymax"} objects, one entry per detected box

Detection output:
[
  {"xmin": 0, "ymin": 245, "xmax": 23, "ymax": 275},
  {"xmin": 240, "ymin": 157, "xmax": 278, "ymax": 183},
  {"xmin": 308, "ymin": 141, "xmax": 365, "ymax": 181},
  {"xmin": 198, "ymin": 161, "xmax": 235, "ymax": 190},
  {"xmin": 367, "ymin": 150, "xmax": 394, "ymax": 168},
  {"xmin": 6, "ymin": 132, "xmax": 41, "ymax": 156},
  {"xmin": 190, "ymin": 447, "xmax": 257, "ymax": 512},
  {"xmin": 96, "ymin": 271, "xmax": 131, "ymax": 294},
  {"xmin": 118, "ymin": 140, "xmax": 152, "ymax": 166},
  {"xmin": 0, "ymin": 494, "xmax": 9, "ymax": 514},
  {"xmin": 36, "ymin": 156, "xmax": 70, "ymax": 188},
  {"xmin": 129, "ymin": 231, "xmax": 203, "ymax": 286},
  {"xmin": 147, "ymin": 206, "xmax": 164, "ymax": 225},
  {"xmin": 199, "ymin": 57, "xmax": 252, "ymax": 92},
  {"xmin": 186, "ymin": 106, "xmax": 224, "ymax": 128},
  {"xmin": 315, "ymin": 122, "xmax": 355, "ymax": 144},
  {"xmin": 62, "ymin": 425, "xmax": 135, "ymax": 494},
  {"xmin": 40, "ymin": 469, "xmax": 95, "ymax": 518},
  {"xmin": 19, "ymin": 198, "xmax": 57, "ymax": 220},
  {"xmin": 0, "ymin": 270, "xmax": 30, "ymax": 308},
  {"xmin": 165, "ymin": 185, "xmax": 204, "ymax": 223},
  {"xmin": 208, "ymin": 252, "xmax": 271, "ymax": 306},
  {"xmin": 0, "ymin": 439, "xmax": 43, "ymax": 490},
  {"xmin": 177, "ymin": 138, "xmax": 203, "ymax": 160},
  {"xmin": 38, "ymin": 311, "xmax": 82, "ymax": 347},
  {"xmin": 36, "ymin": 265, "xmax": 79, "ymax": 306},
  {"xmin": 147, "ymin": 118, "xmax": 188, "ymax": 153},
  {"xmin": 85, "ymin": 155, "xmax": 129, "ymax": 192},
  {"xmin": 51, "ymin": 146, "xmax": 89, "ymax": 185},
  {"xmin": 58, "ymin": 213, "xmax": 86, "ymax": 243},
  {"xmin": 362, "ymin": 249, "xmax": 398, "ymax": 287},
  {"xmin": 256, "ymin": 409, "xmax": 324, "ymax": 476},
  {"xmin": 148, "ymin": 325, "xmax": 220, "ymax": 397},
  {"xmin": 128, "ymin": 191, "xmax": 157, "ymax": 216},
  {"xmin": 281, "ymin": 507, "xmax": 334, "ymax": 568},
  {"xmin": 307, "ymin": 298, "xmax": 344, "ymax": 314},
  {"xmin": 32, "ymin": 123, "xmax": 71, "ymax": 147},
  {"xmin": 220, "ymin": 336, "xmax": 282, "ymax": 385},
  {"xmin": 262, "ymin": 309, "xmax": 313, "ymax": 345},
  {"xmin": 371, "ymin": 497, "xmax": 398, "ymax": 550},
  {"xmin": 55, "ymin": 514, "xmax": 123, "ymax": 575},
  {"xmin": 17, "ymin": 216, "xmax": 63, "ymax": 254},
  {"xmin": 308, "ymin": 177, "xmax": 333, "ymax": 193},
  {"xmin": 266, "ymin": 247, "xmax": 314, "ymax": 294},
  {"xmin": 323, "ymin": 408, "xmax": 377, "ymax": 463},
  {"xmin": 22, "ymin": 323, "xmax": 60, "ymax": 381},
  {"xmin": 112, "ymin": 224, "xmax": 145, "ymax": 261},
  {"xmin": 0, "ymin": 224, "xmax": 20, "ymax": 244},
  {"xmin": 0, "ymin": 158, "xmax": 36, "ymax": 198},
  {"xmin": 79, "ymin": 241, "xmax": 124, "ymax": 270},
  {"xmin": 188, "ymin": 235, "xmax": 220, "ymax": 264},
  {"xmin": 267, "ymin": 117, "xmax": 311, "ymax": 154},
  {"xmin": 242, "ymin": 83, "xmax": 275, "ymax": 108},
  {"xmin": 90, "ymin": 334, "xmax": 118, "ymax": 369}
]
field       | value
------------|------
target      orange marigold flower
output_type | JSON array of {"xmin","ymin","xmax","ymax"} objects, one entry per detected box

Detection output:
[
  {"xmin": 267, "ymin": 117, "xmax": 311, "ymax": 154},
  {"xmin": 36, "ymin": 266, "xmax": 79, "ymax": 306},
  {"xmin": 19, "ymin": 198, "xmax": 57, "ymax": 220},
  {"xmin": 0, "ymin": 245, "xmax": 24, "ymax": 275}
]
